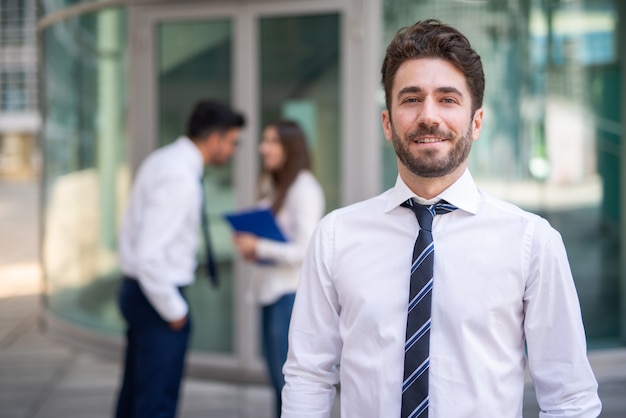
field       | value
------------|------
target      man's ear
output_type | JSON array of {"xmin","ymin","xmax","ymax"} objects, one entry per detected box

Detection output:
[
  {"xmin": 382, "ymin": 109, "xmax": 393, "ymax": 142},
  {"xmin": 471, "ymin": 108, "xmax": 483, "ymax": 142},
  {"xmin": 203, "ymin": 132, "xmax": 221, "ymax": 151}
]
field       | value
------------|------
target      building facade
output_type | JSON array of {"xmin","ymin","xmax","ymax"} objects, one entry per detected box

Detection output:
[
  {"xmin": 0, "ymin": 0, "xmax": 39, "ymax": 179},
  {"xmin": 38, "ymin": 0, "xmax": 625, "ymax": 381}
]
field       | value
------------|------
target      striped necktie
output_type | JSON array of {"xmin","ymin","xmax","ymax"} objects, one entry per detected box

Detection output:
[{"xmin": 400, "ymin": 198, "xmax": 456, "ymax": 418}]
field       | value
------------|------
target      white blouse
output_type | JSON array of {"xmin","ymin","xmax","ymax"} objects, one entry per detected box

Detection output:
[{"xmin": 249, "ymin": 170, "xmax": 325, "ymax": 306}]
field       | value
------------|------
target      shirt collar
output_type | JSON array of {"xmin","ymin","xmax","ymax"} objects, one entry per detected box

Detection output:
[
  {"xmin": 176, "ymin": 136, "xmax": 204, "ymax": 179},
  {"xmin": 384, "ymin": 168, "xmax": 479, "ymax": 215}
]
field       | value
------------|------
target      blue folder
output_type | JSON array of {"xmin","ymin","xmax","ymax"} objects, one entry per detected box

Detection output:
[{"xmin": 223, "ymin": 208, "xmax": 288, "ymax": 242}]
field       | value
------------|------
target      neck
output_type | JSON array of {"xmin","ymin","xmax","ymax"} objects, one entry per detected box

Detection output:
[
  {"xmin": 191, "ymin": 139, "xmax": 211, "ymax": 165},
  {"xmin": 398, "ymin": 163, "xmax": 466, "ymax": 200}
]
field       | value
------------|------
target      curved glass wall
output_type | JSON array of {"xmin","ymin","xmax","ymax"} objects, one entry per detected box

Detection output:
[
  {"xmin": 41, "ymin": 6, "xmax": 128, "ymax": 334},
  {"xmin": 42, "ymin": 7, "xmax": 241, "ymax": 352},
  {"xmin": 382, "ymin": 0, "xmax": 622, "ymax": 348}
]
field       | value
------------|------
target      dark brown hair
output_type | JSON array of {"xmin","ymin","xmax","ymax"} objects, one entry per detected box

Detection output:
[
  {"xmin": 186, "ymin": 99, "xmax": 245, "ymax": 140},
  {"xmin": 261, "ymin": 120, "xmax": 312, "ymax": 214},
  {"xmin": 381, "ymin": 19, "xmax": 485, "ymax": 115}
]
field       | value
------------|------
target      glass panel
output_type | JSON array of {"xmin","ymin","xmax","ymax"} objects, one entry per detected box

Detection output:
[
  {"xmin": 0, "ymin": 71, "xmax": 27, "ymax": 111},
  {"xmin": 260, "ymin": 13, "xmax": 341, "ymax": 212},
  {"xmin": 0, "ymin": 0, "xmax": 28, "ymax": 44},
  {"xmin": 382, "ymin": 0, "xmax": 621, "ymax": 347},
  {"xmin": 0, "ymin": 0, "xmax": 36, "ymax": 112},
  {"xmin": 42, "ymin": 7, "xmax": 129, "ymax": 334},
  {"xmin": 157, "ymin": 20, "xmax": 234, "ymax": 352},
  {"xmin": 40, "ymin": 0, "xmax": 107, "ymax": 15}
]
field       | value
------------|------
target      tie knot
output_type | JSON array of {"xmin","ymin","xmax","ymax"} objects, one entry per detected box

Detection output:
[{"xmin": 401, "ymin": 199, "xmax": 456, "ymax": 232}]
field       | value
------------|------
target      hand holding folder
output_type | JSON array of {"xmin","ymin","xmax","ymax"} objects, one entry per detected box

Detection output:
[{"xmin": 223, "ymin": 208, "xmax": 287, "ymax": 242}]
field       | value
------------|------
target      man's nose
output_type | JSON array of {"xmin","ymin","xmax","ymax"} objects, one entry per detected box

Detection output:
[{"xmin": 416, "ymin": 98, "xmax": 440, "ymax": 127}]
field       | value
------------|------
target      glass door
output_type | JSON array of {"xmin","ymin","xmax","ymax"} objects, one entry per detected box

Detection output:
[{"xmin": 259, "ymin": 13, "xmax": 341, "ymax": 211}]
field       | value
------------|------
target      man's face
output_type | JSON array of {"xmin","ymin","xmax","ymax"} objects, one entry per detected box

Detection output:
[
  {"xmin": 208, "ymin": 128, "xmax": 240, "ymax": 166},
  {"xmin": 382, "ymin": 58, "xmax": 483, "ymax": 179}
]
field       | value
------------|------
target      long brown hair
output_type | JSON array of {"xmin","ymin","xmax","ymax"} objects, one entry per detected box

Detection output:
[{"xmin": 259, "ymin": 120, "xmax": 312, "ymax": 214}]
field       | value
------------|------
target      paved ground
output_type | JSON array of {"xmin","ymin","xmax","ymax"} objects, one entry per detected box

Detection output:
[{"xmin": 1, "ymin": 178, "xmax": 625, "ymax": 417}]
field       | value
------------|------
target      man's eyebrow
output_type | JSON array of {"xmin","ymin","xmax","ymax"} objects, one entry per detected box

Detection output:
[
  {"xmin": 396, "ymin": 85, "xmax": 464, "ymax": 100},
  {"xmin": 437, "ymin": 86, "xmax": 464, "ymax": 96},
  {"xmin": 396, "ymin": 86, "xmax": 421, "ymax": 100}
]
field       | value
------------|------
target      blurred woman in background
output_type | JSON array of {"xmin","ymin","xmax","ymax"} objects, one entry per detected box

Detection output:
[{"xmin": 232, "ymin": 119, "xmax": 324, "ymax": 417}]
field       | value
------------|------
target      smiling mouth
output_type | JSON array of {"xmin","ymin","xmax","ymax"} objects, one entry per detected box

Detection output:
[{"xmin": 414, "ymin": 137, "xmax": 446, "ymax": 144}]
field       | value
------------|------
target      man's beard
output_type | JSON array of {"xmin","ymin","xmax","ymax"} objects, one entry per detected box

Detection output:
[{"xmin": 391, "ymin": 123, "xmax": 473, "ymax": 178}]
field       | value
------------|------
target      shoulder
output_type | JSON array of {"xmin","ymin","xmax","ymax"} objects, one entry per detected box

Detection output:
[
  {"xmin": 477, "ymin": 188, "xmax": 558, "ymax": 240},
  {"xmin": 478, "ymin": 188, "xmax": 539, "ymax": 220},
  {"xmin": 293, "ymin": 170, "xmax": 322, "ymax": 189},
  {"xmin": 289, "ymin": 170, "xmax": 324, "ymax": 199},
  {"xmin": 139, "ymin": 143, "xmax": 193, "ymax": 179},
  {"xmin": 318, "ymin": 189, "xmax": 392, "ymax": 229},
  {"xmin": 134, "ymin": 145, "xmax": 198, "ymax": 200}
]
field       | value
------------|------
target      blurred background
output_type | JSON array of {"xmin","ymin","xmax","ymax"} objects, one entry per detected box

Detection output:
[{"xmin": 1, "ymin": 0, "xmax": 625, "ymax": 415}]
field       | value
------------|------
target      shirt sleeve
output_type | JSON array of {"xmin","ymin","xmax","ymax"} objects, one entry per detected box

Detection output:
[
  {"xmin": 134, "ymin": 175, "xmax": 197, "ymax": 322},
  {"xmin": 255, "ymin": 175, "xmax": 325, "ymax": 267},
  {"xmin": 523, "ymin": 218, "xmax": 602, "ymax": 417},
  {"xmin": 281, "ymin": 213, "xmax": 342, "ymax": 417}
]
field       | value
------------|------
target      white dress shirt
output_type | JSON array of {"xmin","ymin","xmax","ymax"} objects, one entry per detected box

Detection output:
[
  {"xmin": 249, "ymin": 170, "xmax": 325, "ymax": 306},
  {"xmin": 118, "ymin": 137, "xmax": 203, "ymax": 322},
  {"xmin": 282, "ymin": 169, "xmax": 601, "ymax": 418}
]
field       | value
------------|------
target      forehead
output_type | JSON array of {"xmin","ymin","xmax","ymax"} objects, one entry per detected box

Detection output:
[
  {"xmin": 392, "ymin": 58, "xmax": 469, "ymax": 97},
  {"xmin": 262, "ymin": 125, "xmax": 279, "ymax": 140}
]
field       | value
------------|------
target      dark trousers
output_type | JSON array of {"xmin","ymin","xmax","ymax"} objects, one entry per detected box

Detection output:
[
  {"xmin": 115, "ymin": 278, "xmax": 191, "ymax": 418},
  {"xmin": 261, "ymin": 293, "xmax": 296, "ymax": 418}
]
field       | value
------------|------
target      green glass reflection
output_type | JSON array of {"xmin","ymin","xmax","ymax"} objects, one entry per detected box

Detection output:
[
  {"xmin": 158, "ymin": 20, "xmax": 234, "ymax": 352},
  {"xmin": 260, "ymin": 13, "xmax": 341, "ymax": 212},
  {"xmin": 42, "ymin": 8, "xmax": 129, "ymax": 334},
  {"xmin": 41, "ymin": 0, "xmax": 106, "ymax": 15},
  {"xmin": 381, "ymin": 0, "xmax": 622, "ymax": 347}
]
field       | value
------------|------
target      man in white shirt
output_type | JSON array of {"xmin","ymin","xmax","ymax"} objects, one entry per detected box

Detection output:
[
  {"xmin": 281, "ymin": 20, "xmax": 601, "ymax": 417},
  {"xmin": 114, "ymin": 100, "xmax": 245, "ymax": 418}
]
